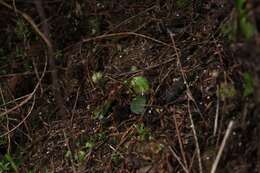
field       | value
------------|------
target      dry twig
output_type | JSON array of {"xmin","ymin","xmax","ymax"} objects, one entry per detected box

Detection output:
[
  {"xmin": 171, "ymin": 107, "xmax": 189, "ymax": 170},
  {"xmin": 0, "ymin": 55, "xmax": 47, "ymax": 118},
  {"xmin": 34, "ymin": 0, "xmax": 64, "ymax": 114},
  {"xmin": 187, "ymin": 99, "xmax": 203, "ymax": 173},
  {"xmin": 0, "ymin": 55, "xmax": 48, "ymax": 137},
  {"xmin": 0, "ymin": 0, "xmax": 52, "ymax": 48},
  {"xmin": 213, "ymin": 85, "xmax": 220, "ymax": 136},
  {"xmin": 169, "ymin": 146, "xmax": 189, "ymax": 173},
  {"xmin": 63, "ymin": 31, "xmax": 174, "ymax": 52},
  {"xmin": 0, "ymin": 87, "xmax": 11, "ymax": 153},
  {"xmin": 0, "ymin": 95, "xmax": 35, "ymax": 138},
  {"xmin": 0, "ymin": 0, "xmax": 64, "ymax": 115},
  {"xmin": 210, "ymin": 120, "xmax": 235, "ymax": 173},
  {"xmin": 63, "ymin": 130, "xmax": 77, "ymax": 173},
  {"xmin": 168, "ymin": 30, "xmax": 203, "ymax": 173},
  {"xmin": 70, "ymin": 86, "xmax": 80, "ymax": 122}
]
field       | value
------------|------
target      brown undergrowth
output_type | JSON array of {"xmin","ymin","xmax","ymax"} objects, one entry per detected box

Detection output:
[{"xmin": 0, "ymin": 0, "xmax": 259, "ymax": 172}]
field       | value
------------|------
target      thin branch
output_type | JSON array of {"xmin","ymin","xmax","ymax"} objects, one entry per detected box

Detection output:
[
  {"xmin": 0, "ymin": 55, "xmax": 48, "ymax": 136},
  {"xmin": 70, "ymin": 86, "xmax": 80, "ymax": 123},
  {"xmin": 0, "ymin": 87, "xmax": 11, "ymax": 153},
  {"xmin": 0, "ymin": 70, "xmax": 54, "ymax": 79},
  {"xmin": 0, "ymin": 0, "xmax": 64, "ymax": 114},
  {"xmin": 0, "ymin": 94, "xmax": 36, "ymax": 137},
  {"xmin": 213, "ymin": 85, "xmax": 220, "ymax": 136},
  {"xmin": 82, "ymin": 32, "xmax": 173, "ymax": 47},
  {"xmin": 0, "ymin": 94, "xmax": 31, "ymax": 108},
  {"xmin": 34, "ymin": 0, "xmax": 64, "ymax": 114},
  {"xmin": 105, "ymin": 5, "xmax": 157, "ymax": 34},
  {"xmin": 172, "ymin": 107, "xmax": 189, "ymax": 170},
  {"xmin": 0, "ymin": 0, "xmax": 52, "ymax": 48},
  {"xmin": 0, "ymin": 56, "xmax": 47, "ymax": 118},
  {"xmin": 169, "ymin": 146, "xmax": 190, "ymax": 173},
  {"xmin": 63, "ymin": 130, "xmax": 77, "ymax": 173},
  {"xmin": 63, "ymin": 31, "xmax": 174, "ymax": 52},
  {"xmin": 210, "ymin": 120, "xmax": 235, "ymax": 173},
  {"xmin": 168, "ymin": 29, "xmax": 203, "ymax": 173},
  {"xmin": 32, "ymin": 58, "xmax": 44, "ymax": 95},
  {"xmin": 168, "ymin": 29, "xmax": 203, "ymax": 119},
  {"xmin": 188, "ymin": 100, "xmax": 203, "ymax": 173}
]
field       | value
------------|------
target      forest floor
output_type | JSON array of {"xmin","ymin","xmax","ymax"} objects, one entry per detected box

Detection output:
[{"xmin": 0, "ymin": 0, "xmax": 259, "ymax": 172}]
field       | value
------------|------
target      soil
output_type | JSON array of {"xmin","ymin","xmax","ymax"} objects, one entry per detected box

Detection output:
[{"xmin": 0, "ymin": 0, "xmax": 259, "ymax": 173}]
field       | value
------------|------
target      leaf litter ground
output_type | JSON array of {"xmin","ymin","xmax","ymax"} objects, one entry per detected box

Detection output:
[{"xmin": 0, "ymin": 1, "xmax": 259, "ymax": 172}]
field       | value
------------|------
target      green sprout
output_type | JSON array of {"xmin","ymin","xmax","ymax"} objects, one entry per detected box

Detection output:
[
  {"xmin": 134, "ymin": 123, "xmax": 151, "ymax": 141},
  {"xmin": 92, "ymin": 71, "xmax": 103, "ymax": 84},
  {"xmin": 130, "ymin": 76, "xmax": 150, "ymax": 95}
]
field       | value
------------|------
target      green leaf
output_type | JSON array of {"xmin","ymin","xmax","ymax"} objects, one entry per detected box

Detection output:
[
  {"xmin": 240, "ymin": 17, "xmax": 256, "ymax": 40},
  {"xmin": 77, "ymin": 150, "xmax": 86, "ymax": 161},
  {"xmin": 243, "ymin": 72, "xmax": 254, "ymax": 97},
  {"xmin": 92, "ymin": 71, "xmax": 103, "ymax": 84},
  {"xmin": 134, "ymin": 123, "xmax": 151, "ymax": 141},
  {"xmin": 219, "ymin": 83, "xmax": 236, "ymax": 100},
  {"xmin": 130, "ymin": 76, "xmax": 150, "ymax": 94},
  {"xmin": 235, "ymin": 0, "xmax": 245, "ymax": 11},
  {"xmin": 130, "ymin": 66, "xmax": 138, "ymax": 72},
  {"xmin": 84, "ymin": 142, "xmax": 94, "ymax": 151},
  {"xmin": 221, "ymin": 16, "xmax": 238, "ymax": 41},
  {"xmin": 4, "ymin": 154, "xmax": 18, "ymax": 173},
  {"xmin": 65, "ymin": 150, "xmax": 72, "ymax": 158},
  {"xmin": 130, "ymin": 96, "xmax": 146, "ymax": 114}
]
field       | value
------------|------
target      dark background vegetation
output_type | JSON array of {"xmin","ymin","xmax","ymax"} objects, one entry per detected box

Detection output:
[{"xmin": 0, "ymin": 0, "xmax": 260, "ymax": 172}]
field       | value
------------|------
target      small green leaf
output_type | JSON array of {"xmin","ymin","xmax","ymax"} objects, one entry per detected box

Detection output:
[
  {"xmin": 92, "ymin": 71, "xmax": 103, "ymax": 84},
  {"xmin": 240, "ymin": 17, "xmax": 256, "ymax": 40},
  {"xmin": 84, "ymin": 142, "xmax": 94, "ymax": 151},
  {"xmin": 130, "ymin": 66, "xmax": 138, "ymax": 72},
  {"xmin": 130, "ymin": 96, "xmax": 146, "ymax": 114},
  {"xmin": 243, "ymin": 72, "xmax": 254, "ymax": 97},
  {"xmin": 88, "ymin": 16, "xmax": 101, "ymax": 35},
  {"xmin": 219, "ymin": 83, "xmax": 236, "ymax": 100},
  {"xmin": 77, "ymin": 150, "xmax": 86, "ymax": 161},
  {"xmin": 130, "ymin": 76, "xmax": 150, "ymax": 94},
  {"xmin": 134, "ymin": 123, "xmax": 151, "ymax": 141},
  {"xmin": 65, "ymin": 150, "xmax": 72, "ymax": 158}
]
